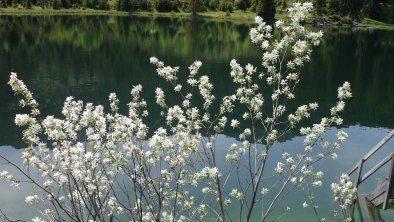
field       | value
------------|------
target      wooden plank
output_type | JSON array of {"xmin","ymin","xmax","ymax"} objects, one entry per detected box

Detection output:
[
  {"xmin": 352, "ymin": 199, "xmax": 363, "ymax": 222},
  {"xmin": 383, "ymin": 153, "xmax": 394, "ymax": 209},
  {"xmin": 366, "ymin": 179, "xmax": 388, "ymax": 206},
  {"xmin": 358, "ymin": 194, "xmax": 374, "ymax": 222},
  {"xmin": 366, "ymin": 182, "xmax": 386, "ymax": 200},
  {"xmin": 390, "ymin": 157, "xmax": 394, "ymax": 199},
  {"xmin": 349, "ymin": 129, "xmax": 394, "ymax": 175},
  {"xmin": 368, "ymin": 189, "xmax": 386, "ymax": 206},
  {"xmin": 360, "ymin": 154, "xmax": 393, "ymax": 183},
  {"xmin": 354, "ymin": 159, "xmax": 364, "ymax": 187}
]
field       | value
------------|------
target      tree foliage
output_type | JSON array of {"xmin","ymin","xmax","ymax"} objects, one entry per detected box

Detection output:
[
  {"xmin": 0, "ymin": 0, "xmax": 392, "ymax": 22},
  {"xmin": 236, "ymin": 0, "xmax": 250, "ymax": 11},
  {"xmin": 254, "ymin": 0, "xmax": 276, "ymax": 21},
  {"xmin": 0, "ymin": 0, "xmax": 245, "ymax": 12},
  {"xmin": 322, "ymin": 0, "xmax": 393, "ymax": 21}
]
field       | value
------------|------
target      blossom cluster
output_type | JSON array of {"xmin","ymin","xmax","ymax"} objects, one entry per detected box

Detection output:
[
  {"xmin": 331, "ymin": 174, "xmax": 357, "ymax": 207},
  {"xmin": 331, "ymin": 174, "xmax": 357, "ymax": 221}
]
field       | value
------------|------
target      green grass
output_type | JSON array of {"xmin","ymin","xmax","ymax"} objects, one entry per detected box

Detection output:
[
  {"xmin": 358, "ymin": 18, "xmax": 394, "ymax": 30},
  {"xmin": 0, "ymin": 7, "xmax": 287, "ymax": 24},
  {"xmin": 131, "ymin": 10, "xmax": 258, "ymax": 23},
  {"xmin": 1, "ymin": 7, "xmax": 394, "ymax": 30},
  {"xmin": 0, "ymin": 7, "xmax": 130, "ymax": 15},
  {"xmin": 0, "ymin": 7, "xmax": 256, "ymax": 22}
]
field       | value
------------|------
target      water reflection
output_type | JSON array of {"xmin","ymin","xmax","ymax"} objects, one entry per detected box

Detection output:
[{"xmin": 0, "ymin": 16, "xmax": 394, "ymax": 147}]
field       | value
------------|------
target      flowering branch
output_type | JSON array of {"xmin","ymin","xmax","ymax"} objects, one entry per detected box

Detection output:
[{"xmin": 1, "ymin": 2, "xmax": 354, "ymax": 222}]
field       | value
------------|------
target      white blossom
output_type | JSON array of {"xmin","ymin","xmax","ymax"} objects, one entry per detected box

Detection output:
[{"xmin": 25, "ymin": 195, "xmax": 40, "ymax": 205}]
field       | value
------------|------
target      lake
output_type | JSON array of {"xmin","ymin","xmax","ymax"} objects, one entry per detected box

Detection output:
[{"xmin": 0, "ymin": 15, "xmax": 394, "ymax": 221}]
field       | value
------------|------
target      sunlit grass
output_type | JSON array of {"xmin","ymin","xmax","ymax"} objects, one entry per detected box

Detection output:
[
  {"xmin": 359, "ymin": 18, "xmax": 394, "ymax": 30},
  {"xmin": 1, "ymin": 7, "xmax": 394, "ymax": 30},
  {"xmin": 0, "ymin": 7, "xmax": 129, "ymax": 15}
]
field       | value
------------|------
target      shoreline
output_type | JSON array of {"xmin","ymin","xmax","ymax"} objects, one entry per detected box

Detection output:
[{"xmin": 1, "ymin": 7, "xmax": 394, "ymax": 30}]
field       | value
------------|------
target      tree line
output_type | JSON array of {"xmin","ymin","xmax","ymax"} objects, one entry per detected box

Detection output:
[
  {"xmin": 0, "ymin": 0, "xmax": 393, "ymax": 22},
  {"xmin": 313, "ymin": 0, "xmax": 394, "ymax": 21},
  {"xmin": 0, "ymin": 0, "xmax": 251, "ymax": 12}
]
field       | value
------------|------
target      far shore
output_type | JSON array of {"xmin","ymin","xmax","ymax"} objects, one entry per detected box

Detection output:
[{"xmin": 1, "ymin": 7, "xmax": 394, "ymax": 30}]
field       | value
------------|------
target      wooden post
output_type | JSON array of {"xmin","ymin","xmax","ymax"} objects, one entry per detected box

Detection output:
[
  {"xmin": 352, "ymin": 159, "xmax": 364, "ymax": 208},
  {"xmin": 383, "ymin": 153, "xmax": 394, "ymax": 210},
  {"xmin": 354, "ymin": 159, "xmax": 364, "ymax": 188},
  {"xmin": 358, "ymin": 194, "xmax": 374, "ymax": 222}
]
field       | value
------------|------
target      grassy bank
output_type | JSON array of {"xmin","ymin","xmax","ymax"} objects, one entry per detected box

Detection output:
[
  {"xmin": 0, "ymin": 7, "xmax": 257, "ymax": 22},
  {"xmin": 357, "ymin": 18, "xmax": 394, "ymax": 30},
  {"xmin": 0, "ymin": 7, "xmax": 130, "ymax": 15},
  {"xmin": 1, "ymin": 7, "xmax": 393, "ymax": 29}
]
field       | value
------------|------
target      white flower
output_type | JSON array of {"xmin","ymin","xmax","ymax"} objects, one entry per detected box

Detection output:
[
  {"xmin": 316, "ymin": 171, "xmax": 323, "ymax": 179},
  {"xmin": 338, "ymin": 82, "xmax": 352, "ymax": 100},
  {"xmin": 25, "ymin": 195, "xmax": 40, "ymax": 205},
  {"xmin": 303, "ymin": 202, "xmax": 309, "ymax": 208},
  {"xmin": 291, "ymin": 177, "xmax": 297, "ymax": 184},
  {"xmin": 275, "ymin": 20, "xmax": 284, "ymax": 27},
  {"xmin": 43, "ymin": 179, "xmax": 53, "ymax": 188},
  {"xmin": 14, "ymin": 114, "xmax": 30, "ymax": 126},
  {"xmin": 261, "ymin": 187, "xmax": 269, "ymax": 196},
  {"xmin": 0, "ymin": 171, "xmax": 9, "ymax": 178},
  {"xmin": 312, "ymin": 180, "xmax": 322, "ymax": 187},
  {"xmin": 189, "ymin": 60, "xmax": 202, "ymax": 77},
  {"xmin": 174, "ymin": 84, "xmax": 182, "ymax": 92},
  {"xmin": 337, "ymin": 130, "xmax": 348, "ymax": 143},
  {"xmin": 230, "ymin": 189, "xmax": 244, "ymax": 200},
  {"xmin": 202, "ymin": 187, "xmax": 210, "ymax": 194},
  {"xmin": 275, "ymin": 162, "xmax": 285, "ymax": 174},
  {"xmin": 261, "ymin": 40, "xmax": 269, "ymax": 49},
  {"xmin": 332, "ymin": 174, "xmax": 357, "ymax": 211},
  {"xmin": 109, "ymin": 93, "xmax": 119, "ymax": 112},
  {"xmin": 31, "ymin": 217, "xmax": 45, "ymax": 222},
  {"xmin": 330, "ymin": 152, "xmax": 338, "ymax": 160},
  {"xmin": 309, "ymin": 102, "xmax": 318, "ymax": 110},
  {"xmin": 155, "ymin": 88, "xmax": 166, "ymax": 107},
  {"xmin": 230, "ymin": 119, "xmax": 240, "ymax": 128}
]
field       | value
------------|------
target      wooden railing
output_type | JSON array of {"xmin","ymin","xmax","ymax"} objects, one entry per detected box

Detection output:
[{"xmin": 348, "ymin": 129, "xmax": 394, "ymax": 209}]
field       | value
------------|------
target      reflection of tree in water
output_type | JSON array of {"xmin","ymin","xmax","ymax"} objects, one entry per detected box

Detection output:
[
  {"xmin": 0, "ymin": 16, "xmax": 394, "ymax": 147},
  {"xmin": 302, "ymin": 28, "xmax": 394, "ymax": 128}
]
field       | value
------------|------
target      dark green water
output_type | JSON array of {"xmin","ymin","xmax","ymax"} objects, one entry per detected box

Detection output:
[{"xmin": 0, "ymin": 15, "xmax": 394, "ymax": 221}]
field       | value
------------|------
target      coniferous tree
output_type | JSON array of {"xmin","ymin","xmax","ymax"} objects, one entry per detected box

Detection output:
[
  {"xmin": 236, "ymin": 0, "xmax": 250, "ymax": 11},
  {"xmin": 255, "ymin": 0, "xmax": 276, "ymax": 21},
  {"xmin": 208, "ymin": 0, "xmax": 219, "ymax": 9},
  {"xmin": 188, "ymin": 0, "xmax": 200, "ymax": 15},
  {"xmin": 314, "ymin": 0, "xmax": 325, "ymax": 16},
  {"xmin": 219, "ymin": 0, "xmax": 234, "ymax": 12},
  {"xmin": 346, "ymin": 0, "xmax": 364, "ymax": 18}
]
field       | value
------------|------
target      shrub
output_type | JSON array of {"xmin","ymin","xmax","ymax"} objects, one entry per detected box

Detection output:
[
  {"xmin": 342, "ymin": 15, "xmax": 354, "ymax": 25},
  {"xmin": 0, "ymin": 2, "xmax": 354, "ymax": 222},
  {"xmin": 235, "ymin": 0, "xmax": 250, "ymax": 11},
  {"xmin": 155, "ymin": 0, "xmax": 177, "ymax": 12},
  {"xmin": 208, "ymin": 0, "xmax": 219, "ymax": 10},
  {"xmin": 219, "ymin": 0, "xmax": 234, "ymax": 12}
]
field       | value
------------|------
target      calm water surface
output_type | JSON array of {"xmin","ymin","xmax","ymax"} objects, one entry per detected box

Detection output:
[{"xmin": 0, "ymin": 15, "xmax": 394, "ymax": 221}]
